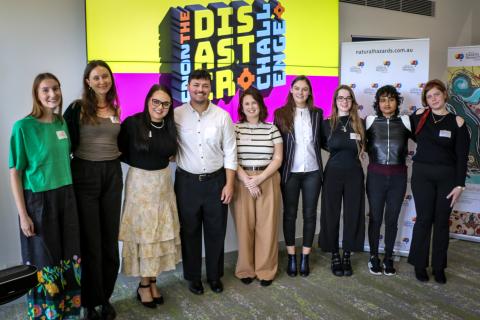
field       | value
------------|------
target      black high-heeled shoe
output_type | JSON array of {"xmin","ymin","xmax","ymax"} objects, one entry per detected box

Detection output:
[
  {"xmin": 137, "ymin": 283, "xmax": 157, "ymax": 308},
  {"xmin": 150, "ymin": 279, "xmax": 164, "ymax": 304},
  {"xmin": 299, "ymin": 254, "xmax": 310, "ymax": 277},
  {"xmin": 287, "ymin": 253, "xmax": 297, "ymax": 277}
]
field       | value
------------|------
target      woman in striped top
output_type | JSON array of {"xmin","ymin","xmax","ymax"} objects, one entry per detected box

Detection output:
[{"xmin": 231, "ymin": 87, "xmax": 283, "ymax": 287}]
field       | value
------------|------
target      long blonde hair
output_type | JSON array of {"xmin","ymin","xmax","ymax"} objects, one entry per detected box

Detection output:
[{"xmin": 330, "ymin": 85, "xmax": 365, "ymax": 153}]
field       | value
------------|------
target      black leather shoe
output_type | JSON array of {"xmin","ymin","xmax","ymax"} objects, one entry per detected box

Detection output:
[
  {"xmin": 101, "ymin": 302, "xmax": 117, "ymax": 320},
  {"xmin": 343, "ymin": 251, "xmax": 353, "ymax": 277},
  {"xmin": 433, "ymin": 269, "xmax": 446, "ymax": 284},
  {"xmin": 208, "ymin": 280, "xmax": 224, "ymax": 293},
  {"xmin": 415, "ymin": 268, "xmax": 429, "ymax": 282},
  {"xmin": 287, "ymin": 254, "xmax": 297, "ymax": 277},
  {"xmin": 331, "ymin": 252, "xmax": 344, "ymax": 277},
  {"xmin": 260, "ymin": 279, "xmax": 273, "ymax": 287},
  {"xmin": 188, "ymin": 280, "xmax": 204, "ymax": 295},
  {"xmin": 83, "ymin": 308, "xmax": 100, "ymax": 320},
  {"xmin": 299, "ymin": 254, "xmax": 310, "ymax": 277},
  {"xmin": 240, "ymin": 277, "xmax": 254, "ymax": 284}
]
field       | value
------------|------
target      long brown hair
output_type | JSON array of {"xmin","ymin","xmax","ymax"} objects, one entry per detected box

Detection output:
[
  {"xmin": 238, "ymin": 87, "xmax": 268, "ymax": 123},
  {"xmin": 330, "ymin": 85, "xmax": 365, "ymax": 153},
  {"xmin": 30, "ymin": 73, "xmax": 63, "ymax": 122},
  {"xmin": 81, "ymin": 60, "xmax": 120, "ymax": 124},
  {"xmin": 274, "ymin": 75, "xmax": 314, "ymax": 132}
]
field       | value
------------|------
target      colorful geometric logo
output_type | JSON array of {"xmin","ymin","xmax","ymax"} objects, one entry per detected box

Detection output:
[
  {"xmin": 371, "ymin": 83, "xmax": 379, "ymax": 88},
  {"xmin": 410, "ymin": 60, "xmax": 418, "ymax": 66},
  {"xmin": 357, "ymin": 61, "xmax": 365, "ymax": 67},
  {"xmin": 394, "ymin": 83, "xmax": 402, "ymax": 89},
  {"xmin": 455, "ymin": 53, "xmax": 465, "ymax": 60},
  {"xmin": 383, "ymin": 60, "xmax": 391, "ymax": 66},
  {"xmin": 170, "ymin": 0, "xmax": 286, "ymax": 102},
  {"xmin": 349, "ymin": 83, "xmax": 356, "ymax": 89}
]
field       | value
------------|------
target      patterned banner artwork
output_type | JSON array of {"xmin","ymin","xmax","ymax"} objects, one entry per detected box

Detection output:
[{"xmin": 447, "ymin": 46, "xmax": 480, "ymax": 242}]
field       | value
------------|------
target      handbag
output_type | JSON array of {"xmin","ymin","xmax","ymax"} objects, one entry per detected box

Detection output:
[{"xmin": 0, "ymin": 265, "xmax": 38, "ymax": 305}]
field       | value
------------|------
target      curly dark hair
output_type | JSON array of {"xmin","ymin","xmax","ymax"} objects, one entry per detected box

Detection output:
[{"xmin": 373, "ymin": 85, "xmax": 403, "ymax": 117}]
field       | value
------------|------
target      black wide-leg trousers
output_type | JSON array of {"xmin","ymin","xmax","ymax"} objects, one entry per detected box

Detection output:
[
  {"xmin": 408, "ymin": 162, "xmax": 455, "ymax": 270},
  {"xmin": 71, "ymin": 157, "xmax": 123, "ymax": 308},
  {"xmin": 319, "ymin": 164, "xmax": 365, "ymax": 252}
]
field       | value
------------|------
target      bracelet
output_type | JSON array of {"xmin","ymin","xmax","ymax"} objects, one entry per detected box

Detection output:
[{"xmin": 456, "ymin": 186, "xmax": 466, "ymax": 191}]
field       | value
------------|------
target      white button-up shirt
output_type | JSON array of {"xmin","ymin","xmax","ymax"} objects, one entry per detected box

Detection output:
[
  {"xmin": 174, "ymin": 102, "xmax": 238, "ymax": 174},
  {"xmin": 291, "ymin": 108, "xmax": 319, "ymax": 173}
]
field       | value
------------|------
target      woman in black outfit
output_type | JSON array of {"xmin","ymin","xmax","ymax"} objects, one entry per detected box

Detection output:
[
  {"xmin": 319, "ymin": 85, "xmax": 366, "ymax": 277},
  {"xmin": 365, "ymin": 85, "xmax": 412, "ymax": 276},
  {"xmin": 274, "ymin": 76, "xmax": 324, "ymax": 277},
  {"xmin": 64, "ymin": 60, "xmax": 123, "ymax": 320},
  {"xmin": 408, "ymin": 79, "xmax": 470, "ymax": 284}
]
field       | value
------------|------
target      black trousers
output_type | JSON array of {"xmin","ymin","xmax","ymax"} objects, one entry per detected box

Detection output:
[
  {"xmin": 71, "ymin": 157, "xmax": 123, "ymax": 308},
  {"xmin": 319, "ymin": 164, "xmax": 365, "ymax": 252},
  {"xmin": 408, "ymin": 162, "xmax": 455, "ymax": 270},
  {"xmin": 366, "ymin": 170, "xmax": 407, "ymax": 256},
  {"xmin": 174, "ymin": 168, "xmax": 228, "ymax": 282},
  {"xmin": 281, "ymin": 170, "xmax": 322, "ymax": 247}
]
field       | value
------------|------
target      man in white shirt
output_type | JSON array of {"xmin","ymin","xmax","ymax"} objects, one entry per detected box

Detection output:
[{"xmin": 174, "ymin": 69, "xmax": 237, "ymax": 295}]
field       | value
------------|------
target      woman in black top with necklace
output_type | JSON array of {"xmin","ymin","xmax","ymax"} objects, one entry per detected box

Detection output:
[
  {"xmin": 118, "ymin": 84, "xmax": 181, "ymax": 308},
  {"xmin": 408, "ymin": 79, "xmax": 470, "ymax": 284},
  {"xmin": 319, "ymin": 85, "xmax": 366, "ymax": 277}
]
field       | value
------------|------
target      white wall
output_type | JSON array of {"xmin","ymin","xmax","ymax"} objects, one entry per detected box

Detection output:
[
  {"xmin": 0, "ymin": 0, "xmax": 86, "ymax": 268},
  {"xmin": 1, "ymin": 0, "xmax": 479, "ymax": 268}
]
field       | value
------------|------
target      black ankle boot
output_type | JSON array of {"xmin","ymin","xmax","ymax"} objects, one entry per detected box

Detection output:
[
  {"xmin": 343, "ymin": 250, "xmax": 352, "ymax": 276},
  {"xmin": 331, "ymin": 252, "xmax": 344, "ymax": 277},
  {"xmin": 299, "ymin": 254, "xmax": 310, "ymax": 277},
  {"xmin": 287, "ymin": 254, "xmax": 297, "ymax": 277}
]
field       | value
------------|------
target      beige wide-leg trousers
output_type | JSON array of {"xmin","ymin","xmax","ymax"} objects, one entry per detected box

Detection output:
[{"xmin": 232, "ymin": 170, "xmax": 281, "ymax": 281}]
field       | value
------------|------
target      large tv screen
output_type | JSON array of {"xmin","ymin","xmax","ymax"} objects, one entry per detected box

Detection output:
[{"xmin": 85, "ymin": 0, "xmax": 339, "ymax": 120}]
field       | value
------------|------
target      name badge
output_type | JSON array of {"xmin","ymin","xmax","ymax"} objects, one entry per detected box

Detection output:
[
  {"xmin": 439, "ymin": 130, "xmax": 451, "ymax": 138},
  {"xmin": 110, "ymin": 116, "xmax": 120, "ymax": 124},
  {"xmin": 56, "ymin": 130, "xmax": 67, "ymax": 140},
  {"xmin": 350, "ymin": 133, "xmax": 361, "ymax": 140}
]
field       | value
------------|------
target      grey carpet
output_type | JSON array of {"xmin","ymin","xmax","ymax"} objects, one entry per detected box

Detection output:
[{"xmin": 1, "ymin": 239, "xmax": 479, "ymax": 319}]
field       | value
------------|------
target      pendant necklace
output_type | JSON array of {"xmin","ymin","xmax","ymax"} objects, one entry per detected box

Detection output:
[
  {"xmin": 341, "ymin": 116, "xmax": 350, "ymax": 132},
  {"xmin": 431, "ymin": 111, "xmax": 447, "ymax": 124},
  {"xmin": 149, "ymin": 119, "xmax": 165, "ymax": 137}
]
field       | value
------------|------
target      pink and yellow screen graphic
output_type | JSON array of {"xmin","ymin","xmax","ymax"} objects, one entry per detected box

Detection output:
[{"xmin": 86, "ymin": 0, "xmax": 339, "ymax": 121}]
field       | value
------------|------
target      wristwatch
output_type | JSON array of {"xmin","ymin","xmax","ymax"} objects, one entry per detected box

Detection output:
[{"xmin": 456, "ymin": 186, "xmax": 466, "ymax": 191}]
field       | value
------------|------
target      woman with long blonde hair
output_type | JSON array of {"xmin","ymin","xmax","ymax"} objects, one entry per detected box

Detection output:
[{"xmin": 319, "ymin": 85, "xmax": 366, "ymax": 277}]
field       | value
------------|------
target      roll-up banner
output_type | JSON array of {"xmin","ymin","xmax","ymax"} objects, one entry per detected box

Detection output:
[
  {"xmin": 447, "ymin": 46, "xmax": 480, "ymax": 242},
  {"xmin": 341, "ymin": 38, "xmax": 430, "ymax": 255}
]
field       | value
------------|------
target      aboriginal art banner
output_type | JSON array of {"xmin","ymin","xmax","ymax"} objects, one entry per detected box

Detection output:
[
  {"xmin": 85, "ymin": 0, "xmax": 339, "ymax": 122},
  {"xmin": 447, "ymin": 46, "xmax": 480, "ymax": 242},
  {"xmin": 341, "ymin": 38, "xmax": 430, "ymax": 255}
]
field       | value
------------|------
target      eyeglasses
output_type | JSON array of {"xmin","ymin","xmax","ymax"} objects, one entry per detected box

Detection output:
[
  {"xmin": 336, "ymin": 96, "xmax": 352, "ymax": 102},
  {"xmin": 151, "ymin": 99, "xmax": 172, "ymax": 109}
]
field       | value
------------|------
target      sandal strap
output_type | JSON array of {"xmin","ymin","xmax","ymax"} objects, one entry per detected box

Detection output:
[
  {"xmin": 139, "ymin": 283, "xmax": 151, "ymax": 288},
  {"xmin": 150, "ymin": 279, "xmax": 157, "ymax": 283}
]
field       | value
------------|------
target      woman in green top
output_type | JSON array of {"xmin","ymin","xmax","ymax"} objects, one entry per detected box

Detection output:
[{"xmin": 9, "ymin": 73, "xmax": 81, "ymax": 319}]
